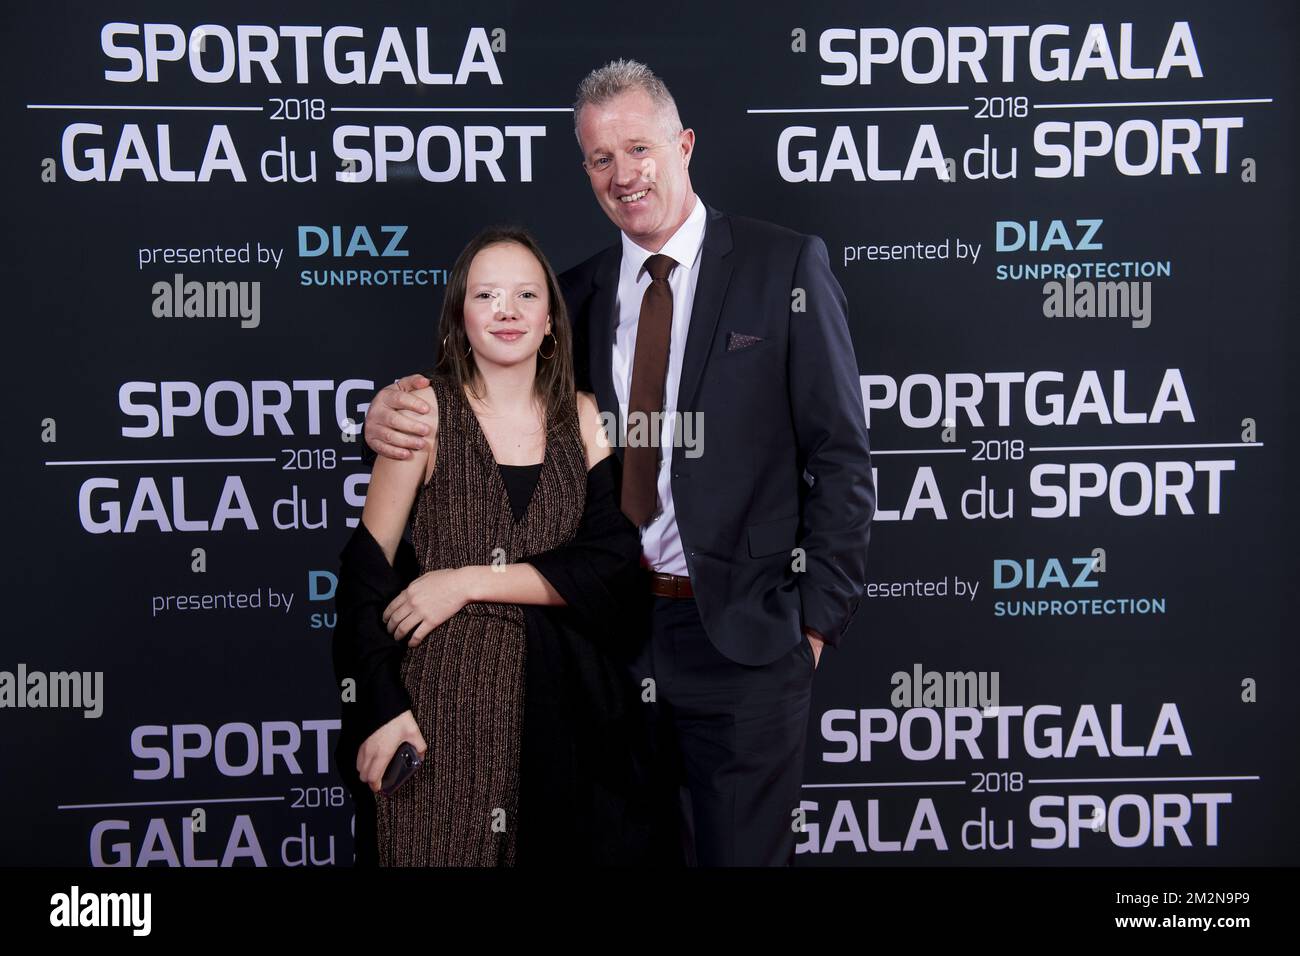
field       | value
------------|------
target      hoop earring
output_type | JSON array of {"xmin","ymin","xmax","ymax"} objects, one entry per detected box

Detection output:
[
  {"xmin": 538, "ymin": 331, "xmax": 558, "ymax": 360},
  {"xmin": 442, "ymin": 334, "xmax": 471, "ymax": 358}
]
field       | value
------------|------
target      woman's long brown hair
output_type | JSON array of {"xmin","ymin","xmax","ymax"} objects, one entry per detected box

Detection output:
[{"xmin": 432, "ymin": 225, "xmax": 576, "ymax": 437}]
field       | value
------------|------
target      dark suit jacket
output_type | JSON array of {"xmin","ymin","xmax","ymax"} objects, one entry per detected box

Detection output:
[{"xmin": 559, "ymin": 201, "xmax": 875, "ymax": 665}]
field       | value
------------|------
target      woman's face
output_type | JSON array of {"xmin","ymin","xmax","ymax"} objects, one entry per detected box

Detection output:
[{"xmin": 462, "ymin": 241, "xmax": 551, "ymax": 371}]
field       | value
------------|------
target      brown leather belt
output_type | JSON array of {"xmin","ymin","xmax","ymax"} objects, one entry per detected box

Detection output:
[{"xmin": 649, "ymin": 571, "xmax": 694, "ymax": 599}]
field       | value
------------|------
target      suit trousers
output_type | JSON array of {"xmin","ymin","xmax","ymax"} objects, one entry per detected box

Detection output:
[{"xmin": 631, "ymin": 594, "xmax": 816, "ymax": 866}]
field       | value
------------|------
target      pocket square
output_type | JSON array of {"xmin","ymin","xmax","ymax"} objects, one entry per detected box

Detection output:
[{"xmin": 726, "ymin": 331, "xmax": 764, "ymax": 352}]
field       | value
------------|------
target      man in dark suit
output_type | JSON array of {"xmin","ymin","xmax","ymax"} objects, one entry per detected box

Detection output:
[{"xmin": 361, "ymin": 59, "xmax": 873, "ymax": 865}]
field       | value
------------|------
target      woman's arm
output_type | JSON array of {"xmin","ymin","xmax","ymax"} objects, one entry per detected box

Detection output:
[
  {"xmin": 454, "ymin": 563, "xmax": 564, "ymax": 606},
  {"xmin": 341, "ymin": 387, "xmax": 437, "ymax": 787},
  {"xmin": 360, "ymin": 386, "xmax": 436, "ymax": 565},
  {"xmin": 576, "ymin": 390, "xmax": 613, "ymax": 470}
]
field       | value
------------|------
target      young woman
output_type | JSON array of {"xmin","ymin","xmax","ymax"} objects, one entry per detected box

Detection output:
[{"xmin": 332, "ymin": 226, "xmax": 649, "ymax": 866}]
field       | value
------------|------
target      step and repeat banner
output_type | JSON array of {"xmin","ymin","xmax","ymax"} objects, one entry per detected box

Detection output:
[{"xmin": 2, "ymin": 0, "xmax": 1295, "ymax": 866}]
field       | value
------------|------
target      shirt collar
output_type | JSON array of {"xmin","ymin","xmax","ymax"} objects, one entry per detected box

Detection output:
[{"xmin": 619, "ymin": 194, "xmax": 706, "ymax": 279}]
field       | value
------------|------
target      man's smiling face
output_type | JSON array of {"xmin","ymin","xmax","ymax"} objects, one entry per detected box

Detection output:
[{"xmin": 577, "ymin": 87, "xmax": 696, "ymax": 252}]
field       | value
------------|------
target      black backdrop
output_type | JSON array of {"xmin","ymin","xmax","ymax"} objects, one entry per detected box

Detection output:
[{"xmin": 2, "ymin": 0, "xmax": 1296, "ymax": 866}]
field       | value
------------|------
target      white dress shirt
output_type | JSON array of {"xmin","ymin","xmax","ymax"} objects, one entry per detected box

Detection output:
[{"xmin": 611, "ymin": 193, "xmax": 707, "ymax": 575}]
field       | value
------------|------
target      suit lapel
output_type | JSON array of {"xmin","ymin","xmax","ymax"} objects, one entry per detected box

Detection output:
[{"xmin": 675, "ymin": 203, "xmax": 733, "ymax": 416}]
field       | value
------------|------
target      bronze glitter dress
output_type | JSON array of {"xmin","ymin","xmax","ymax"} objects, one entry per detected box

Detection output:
[{"xmin": 375, "ymin": 373, "xmax": 587, "ymax": 867}]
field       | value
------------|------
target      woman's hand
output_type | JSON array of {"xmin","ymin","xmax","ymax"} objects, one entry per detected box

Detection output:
[
  {"xmin": 383, "ymin": 568, "xmax": 472, "ymax": 648},
  {"xmin": 357, "ymin": 710, "xmax": 427, "ymax": 794}
]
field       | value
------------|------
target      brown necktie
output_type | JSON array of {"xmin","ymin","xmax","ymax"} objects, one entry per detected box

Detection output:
[{"xmin": 621, "ymin": 253, "xmax": 678, "ymax": 527}]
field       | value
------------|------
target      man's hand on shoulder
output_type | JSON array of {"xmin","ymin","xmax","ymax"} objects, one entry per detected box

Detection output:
[{"xmin": 365, "ymin": 373, "xmax": 433, "ymax": 461}]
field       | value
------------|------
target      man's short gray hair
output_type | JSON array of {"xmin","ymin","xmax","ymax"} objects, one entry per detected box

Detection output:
[{"xmin": 573, "ymin": 59, "xmax": 682, "ymax": 153}]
